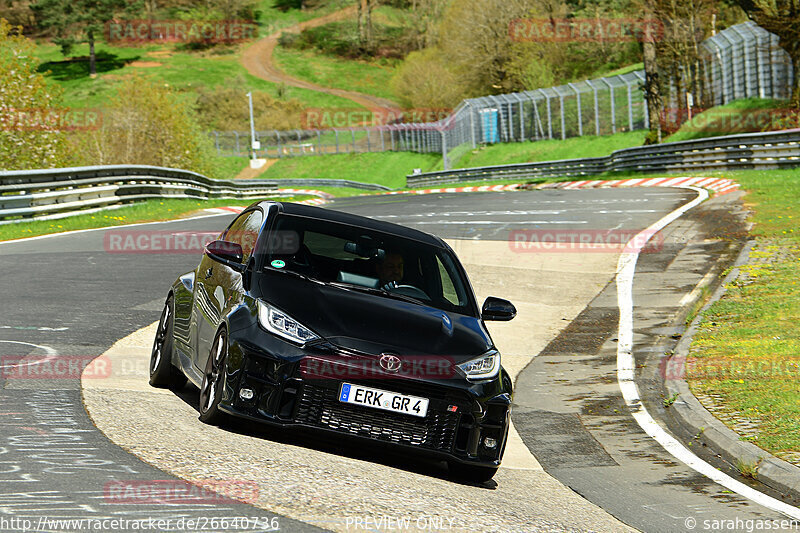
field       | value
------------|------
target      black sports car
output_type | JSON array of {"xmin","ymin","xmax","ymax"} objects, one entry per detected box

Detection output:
[{"xmin": 149, "ymin": 201, "xmax": 516, "ymax": 481}]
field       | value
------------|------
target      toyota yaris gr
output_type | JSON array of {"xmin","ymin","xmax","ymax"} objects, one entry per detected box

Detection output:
[{"xmin": 150, "ymin": 201, "xmax": 516, "ymax": 481}]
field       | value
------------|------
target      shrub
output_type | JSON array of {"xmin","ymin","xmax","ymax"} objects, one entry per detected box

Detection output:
[
  {"xmin": 0, "ymin": 18, "xmax": 72, "ymax": 170},
  {"xmin": 194, "ymin": 79, "xmax": 306, "ymax": 131},
  {"xmin": 74, "ymin": 75, "xmax": 215, "ymax": 176},
  {"xmin": 280, "ymin": 20, "xmax": 413, "ymax": 59}
]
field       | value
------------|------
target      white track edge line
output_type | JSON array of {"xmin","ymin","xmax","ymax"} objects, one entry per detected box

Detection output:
[{"xmin": 616, "ymin": 185, "xmax": 800, "ymax": 519}]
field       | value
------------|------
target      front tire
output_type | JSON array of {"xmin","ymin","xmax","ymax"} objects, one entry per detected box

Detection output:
[
  {"xmin": 198, "ymin": 328, "xmax": 228, "ymax": 425},
  {"xmin": 149, "ymin": 296, "xmax": 187, "ymax": 389}
]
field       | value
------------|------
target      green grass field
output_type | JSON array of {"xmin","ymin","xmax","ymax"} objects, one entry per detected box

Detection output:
[
  {"xmin": 262, "ymin": 151, "xmax": 442, "ymax": 189},
  {"xmin": 272, "ymin": 46, "xmax": 399, "ymax": 103},
  {"xmin": 35, "ymin": 40, "xmax": 358, "ymax": 110}
]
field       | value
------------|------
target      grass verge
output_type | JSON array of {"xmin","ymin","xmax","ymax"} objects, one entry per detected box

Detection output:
[
  {"xmin": 0, "ymin": 196, "xmax": 310, "ymax": 242},
  {"xmin": 681, "ymin": 167, "xmax": 800, "ymax": 463},
  {"xmin": 453, "ymin": 131, "xmax": 647, "ymax": 168},
  {"xmin": 665, "ymin": 98, "xmax": 793, "ymax": 143}
]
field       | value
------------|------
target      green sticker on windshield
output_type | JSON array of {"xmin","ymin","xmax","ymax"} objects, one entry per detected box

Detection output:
[{"xmin": 271, "ymin": 260, "xmax": 286, "ymax": 269}]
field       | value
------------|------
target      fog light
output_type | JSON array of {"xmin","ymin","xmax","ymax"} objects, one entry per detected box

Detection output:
[
  {"xmin": 239, "ymin": 388, "xmax": 254, "ymax": 401},
  {"xmin": 483, "ymin": 437, "xmax": 497, "ymax": 449}
]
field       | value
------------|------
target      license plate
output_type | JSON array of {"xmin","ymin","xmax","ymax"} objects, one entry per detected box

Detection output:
[{"xmin": 339, "ymin": 383, "xmax": 428, "ymax": 418}]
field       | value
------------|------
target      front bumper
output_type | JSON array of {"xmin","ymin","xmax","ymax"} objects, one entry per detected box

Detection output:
[{"xmin": 220, "ymin": 333, "xmax": 512, "ymax": 467}]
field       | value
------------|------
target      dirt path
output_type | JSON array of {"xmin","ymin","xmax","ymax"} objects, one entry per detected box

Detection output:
[
  {"xmin": 241, "ymin": 6, "xmax": 402, "ymax": 113},
  {"xmin": 233, "ymin": 158, "xmax": 279, "ymax": 179}
]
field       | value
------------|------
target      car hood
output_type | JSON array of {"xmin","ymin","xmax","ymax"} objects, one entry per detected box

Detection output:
[{"xmin": 256, "ymin": 273, "xmax": 492, "ymax": 360}]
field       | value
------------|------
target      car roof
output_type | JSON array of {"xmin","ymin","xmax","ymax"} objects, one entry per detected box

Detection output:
[{"xmin": 255, "ymin": 201, "xmax": 447, "ymax": 248}]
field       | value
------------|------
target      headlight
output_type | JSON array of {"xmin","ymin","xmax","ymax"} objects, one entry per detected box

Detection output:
[
  {"xmin": 456, "ymin": 351, "xmax": 501, "ymax": 381},
  {"xmin": 257, "ymin": 301, "xmax": 320, "ymax": 345}
]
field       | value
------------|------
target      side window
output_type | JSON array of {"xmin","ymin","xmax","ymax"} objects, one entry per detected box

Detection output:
[
  {"xmin": 223, "ymin": 210, "xmax": 263, "ymax": 263},
  {"xmin": 437, "ymin": 256, "xmax": 460, "ymax": 306}
]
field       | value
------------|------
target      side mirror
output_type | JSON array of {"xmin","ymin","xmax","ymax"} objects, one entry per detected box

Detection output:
[
  {"xmin": 205, "ymin": 240, "xmax": 245, "ymax": 271},
  {"xmin": 482, "ymin": 297, "xmax": 516, "ymax": 321}
]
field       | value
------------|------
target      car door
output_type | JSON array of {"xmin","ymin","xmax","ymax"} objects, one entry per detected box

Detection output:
[{"xmin": 191, "ymin": 209, "xmax": 262, "ymax": 371}]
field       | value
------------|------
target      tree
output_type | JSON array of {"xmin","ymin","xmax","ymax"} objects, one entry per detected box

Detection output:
[
  {"xmin": 737, "ymin": 0, "xmax": 800, "ymax": 107},
  {"xmin": 435, "ymin": 0, "xmax": 537, "ymax": 95},
  {"xmin": 0, "ymin": 18, "xmax": 71, "ymax": 170},
  {"xmin": 31, "ymin": 0, "xmax": 132, "ymax": 77},
  {"xmin": 642, "ymin": 29, "xmax": 663, "ymax": 143},
  {"xmin": 390, "ymin": 47, "xmax": 466, "ymax": 108},
  {"xmin": 356, "ymin": 0, "xmax": 378, "ymax": 51},
  {"xmin": 406, "ymin": 0, "xmax": 446, "ymax": 50}
]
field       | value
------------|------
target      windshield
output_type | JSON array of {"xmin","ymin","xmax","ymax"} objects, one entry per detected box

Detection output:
[{"xmin": 258, "ymin": 213, "xmax": 476, "ymax": 316}]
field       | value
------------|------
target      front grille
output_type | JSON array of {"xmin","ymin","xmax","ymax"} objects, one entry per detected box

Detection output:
[{"xmin": 295, "ymin": 383, "xmax": 458, "ymax": 451}]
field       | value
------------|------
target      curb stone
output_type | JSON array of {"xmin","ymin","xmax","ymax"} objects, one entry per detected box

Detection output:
[{"xmin": 664, "ymin": 240, "xmax": 800, "ymax": 500}]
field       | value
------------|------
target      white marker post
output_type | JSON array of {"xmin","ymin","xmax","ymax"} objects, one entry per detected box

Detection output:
[{"xmin": 247, "ymin": 92, "xmax": 266, "ymax": 169}]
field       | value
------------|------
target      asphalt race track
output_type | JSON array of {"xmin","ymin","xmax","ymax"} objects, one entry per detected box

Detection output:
[{"xmin": 0, "ymin": 188, "xmax": 794, "ymax": 532}]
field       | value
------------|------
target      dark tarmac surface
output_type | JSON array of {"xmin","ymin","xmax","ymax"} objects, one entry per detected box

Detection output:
[{"xmin": 0, "ymin": 188, "xmax": 794, "ymax": 532}]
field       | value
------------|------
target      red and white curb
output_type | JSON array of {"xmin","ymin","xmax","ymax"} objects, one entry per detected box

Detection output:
[
  {"xmin": 205, "ymin": 189, "xmax": 331, "ymax": 215},
  {"xmin": 213, "ymin": 177, "xmax": 740, "ymax": 214},
  {"xmin": 549, "ymin": 176, "xmax": 740, "ymax": 195}
]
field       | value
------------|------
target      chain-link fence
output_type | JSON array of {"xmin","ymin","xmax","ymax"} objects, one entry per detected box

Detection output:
[
  {"xmin": 211, "ymin": 21, "xmax": 794, "ymax": 168},
  {"xmin": 700, "ymin": 21, "xmax": 794, "ymax": 106}
]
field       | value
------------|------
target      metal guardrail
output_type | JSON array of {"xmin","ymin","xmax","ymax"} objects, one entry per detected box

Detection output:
[
  {"xmin": 0, "ymin": 165, "xmax": 388, "ymax": 222},
  {"xmin": 406, "ymin": 130, "xmax": 800, "ymax": 186}
]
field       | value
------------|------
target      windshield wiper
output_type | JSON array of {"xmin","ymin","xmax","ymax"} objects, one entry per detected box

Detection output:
[{"xmin": 326, "ymin": 281, "xmax": 425, "ymax": 306}]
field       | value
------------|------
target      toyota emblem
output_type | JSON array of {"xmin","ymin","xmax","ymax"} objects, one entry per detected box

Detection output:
[{"xmin": 379, "ymin": 353, "xmax": 402, "ymax": 373}]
